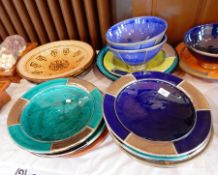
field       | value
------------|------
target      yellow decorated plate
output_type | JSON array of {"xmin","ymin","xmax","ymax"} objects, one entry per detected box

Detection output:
[{"xmin": 99, "ymin": 43, "xmax": 178, "ymax": 80}]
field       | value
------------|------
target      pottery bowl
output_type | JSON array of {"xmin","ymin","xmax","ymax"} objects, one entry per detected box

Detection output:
[
  {"xmin": 184, "ymin": 23, "xmax": 218, "ymax": 62},
  {"xmin": 108, "ymin": 35, "xmax": 167, "ymax": 66},
  {"xmin": 106, "ymin": 16, "xmax": 167, "ymax": 50}
]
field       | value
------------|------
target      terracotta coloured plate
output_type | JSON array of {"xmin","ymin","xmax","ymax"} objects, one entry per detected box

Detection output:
[
  {"xmin": 176, "ymin": 42, "xmax": 218, "ymax": 80},
  {"xmin": 0, "ymin": 80, "xmax": 11, "ymax": 108},
  {"xmin": 103, "ymin": 71, "xmax": 212, "ymax": 157},
  {"xmin": 17, "ymin": 41, "xmax": 94, "ymax": 83},
  {"xmin": 97, "ymin": 43, "xmax": 178, "ymax": 81},
  {"xmin": 7, "ymin": 78, "xmax": 103, "ymax": 154}
]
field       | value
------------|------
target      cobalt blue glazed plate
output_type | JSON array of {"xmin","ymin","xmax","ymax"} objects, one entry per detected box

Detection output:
[
  {"xmin": 7, "ymin": 78, "xmax": 103, "ymax": 154},
  {"xmin": 103, "ymin": 71, "xmax": 212, "ymax": 157}
]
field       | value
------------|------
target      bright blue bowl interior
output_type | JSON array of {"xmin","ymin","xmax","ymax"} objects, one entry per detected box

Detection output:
[
  {"xmin": 184, "ymin": 23, "xmax": 218, "ymax": 54},
  {"xmin": 106, "ymin": 16, "xmax": 167, "ymax": 44}
]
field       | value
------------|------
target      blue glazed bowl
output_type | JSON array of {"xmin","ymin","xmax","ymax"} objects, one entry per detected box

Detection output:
[
  {"xmin": 184, "ymin": 23, "xmax": 218, "ymax": 62},
  {"xmin": 106, "ymin": 16, "xmax": 168, "ymax": 50},
  {"xmin": 109, "ymin": 35, "xmax": 167, "ymax": 66}
]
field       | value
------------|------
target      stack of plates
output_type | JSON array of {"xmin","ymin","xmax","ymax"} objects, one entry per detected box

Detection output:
[
  {"xmin": 7, "ymin": 78, "xmax": 107, "ymax": 157},
  {"xmin": 97, "ymin": 43, "xmax": 178, "ymax": 81},
  {"xmin": 103, "ymin": 71, "xmax": 212, "ymax": 166}
]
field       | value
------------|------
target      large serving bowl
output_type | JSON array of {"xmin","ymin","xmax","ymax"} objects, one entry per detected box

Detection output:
[
  {"xmin": 109, "ymin": 35, "xmax": 167, "ymax": 66},
  {"xmin": 184, "ymin": 23, "xmax": 218, "ymax": 62},
  {"xmin": 106, "ymin": 16, "xmax": 168, "ymax": 50}
]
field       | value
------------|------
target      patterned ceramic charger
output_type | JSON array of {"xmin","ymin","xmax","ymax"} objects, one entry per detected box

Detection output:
[
  {"xmin": 34, "ymin": 120, "xmax": 107, "ymax": 158},
  {"xmin": 176, "ymin": 43, "xmax": 218, "ymax": 80},
  {"xmin": 7, "ymin": 78, "xmax": 102, "ymax": 154},
  {"xmin": 103, "ymin": 71, "xmax": 212, "ymax": 160},
  {"xmin": 17, "ymin": 40, "xmax": 94, "ymax": 83},
  {"xmin": 97, "ymin": 43, "xmax": 178, "ymax": 81}
]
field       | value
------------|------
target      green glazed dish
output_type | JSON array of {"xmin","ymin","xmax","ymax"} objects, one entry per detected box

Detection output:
[{"xmin": 7, "ymin": 78, "xmax": 103, "ymax": 154}]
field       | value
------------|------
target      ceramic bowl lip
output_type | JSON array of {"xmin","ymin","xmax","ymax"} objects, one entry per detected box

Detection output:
[
  {"xmin": 106, "ymin": 16, "xmax": 168, "ymax": 46},
  {"xmin": 184, "ymin": 23, "xmax": 218, "ymax": 58},
  {"xmin": 108, "ymin": 35, "xmax": 167, "ymax": 53}
]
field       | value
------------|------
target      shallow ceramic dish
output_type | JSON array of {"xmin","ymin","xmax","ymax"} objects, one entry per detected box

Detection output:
[
  {"xmin": 103, "ymin": 71, "xmax": 211, "ymax": 157},
  {"xmin": 108, "ymin": 35, "xmax": 167, "ymax": 66},
  {"xmin": 96, "ymin": 43, "xmax": 178, "ymax": 80},
  {"xmin": 176, "ymin": 43, "xmax": 218, "ymax": 80},
  {"xmin": 184, "ymin": 23, "xmax": 218, "ymax": 61},
  {"xmin": 7, "ymin": 78, "xmax": 103, "ymax": 154},
  {"xmin": 112, "ymin": 128, "xmax": 212, "ymax": 165},
  {"xmin": 106, "ymin": 16, "xmax": 167, "ymax": 50},
  {"xmin": 34, "ymin": 120, "xmax": 107, "ymax": 157},
  {"xmin": 117, "ymin": 131, "xmax": 212, "ymax": 167},
  {"xmin": 16, "ymin": 40, "xmax": 94, "ymax": 83}
]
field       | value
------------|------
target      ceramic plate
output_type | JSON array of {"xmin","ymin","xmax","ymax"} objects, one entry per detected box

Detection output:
[
  {"xmin": 118, "ymin": 132, "xmax": 212, "ymax": 167},
  {"xmin": 103, "ymin": 71, "xmax": 212, "ymax": 157},
  {"xmin": 7, "ymin": 78, "xmax": 102, "ymax": 154},
  {"xmin": 34, "ymin": 120, "xmax": 107, "ymax": 157},
  {"xmin": 17, "ymin": 40, "xmax": 94, "ymax": 83},
  {"xmin": 97, "ymin": 43, "xmax": 178, "ymax": 81},
  {"xmin": 176, "ymin": 43, "xmax": 218, "ymax": 80},
  {"xmin": 112, "ymin": 127, "xmax": 212, "ymax": 163}
]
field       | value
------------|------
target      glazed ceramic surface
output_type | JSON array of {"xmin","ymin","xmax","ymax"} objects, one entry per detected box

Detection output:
[
  {"xmin": 112, "ymin": 128, "xmax": 212, "ymax": 163},
  {"xmin": 7, "ymin": 78, "xmax": 103, "ymax": 153},
  {"xmin": 34, "ymin": 120, "xmax": 107, "ymax": 157},
  {"xmin": 106, "ymin": 16, "xmax": 167, "ymax": 50},
  {"xmin": 184, "ymin": 23, "xmax": 218, "ymax": 61},
  {"xmin": 108, "ymin": 35, "xmax": 167, "ymax": 66},
  {"xmin": 98, "ymin": 43, "xmax": 178, "ymax": 80},
  {"xmin": 16, "ymin": 40, "xmax": 94, "ymax": 83},
  {"xmin": 176, "ymin": 43, "xmax": 218, "ymax": 80},
  {"xmin": 103, "ymin": 71, "xmax": 211, "ymax": 157}
]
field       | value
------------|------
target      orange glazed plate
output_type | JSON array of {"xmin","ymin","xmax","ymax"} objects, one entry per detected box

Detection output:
[
  {"xmin": 16, "ymin": 40, "xmax": 94, "ymax": 83},
  {"xmin": 176, "ymin": 43, "xmax": 218, "ymax": 80}
]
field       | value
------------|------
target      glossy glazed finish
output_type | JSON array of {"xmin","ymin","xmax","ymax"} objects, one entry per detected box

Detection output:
[
  {"xmin": 115, "ymin": 79, "xmax": 196, "ymax": 141},
  {"xmin": 104, "ymin": 43, "xmax": 178, "ymax": 77},
  {"xmin": 34, "ymin": 120, "xmax": 107, "ymax": 157},
  {"xmin": 103, "ymin": 71, "xmax": 212, "ymax": 156},
  {"xmin": 106, "ymin": 16, "xmax": 167, "ymax": 50},
  {"xmin": 176, "ymin": 43, "xmax": 218, "ymax": 80},
  {"xmin": 20, "ymin": 86, "xmax": 94, "ymax": 142},
  {"xmin": 109, "ymin": 35, "xmax": 167, "ymax": 65},
  {"xmin": 184, "ymin": 23, "xmax": 218, "ymax": 61},
  {"xmin": 7, "ymin": 78, "xmax": 103, "ymax": 153}
]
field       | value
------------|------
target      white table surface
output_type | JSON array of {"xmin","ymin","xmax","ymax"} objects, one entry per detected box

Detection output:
[{"xmin": 1, "ymin": 66, "xmax": 218, "ymax": 175}]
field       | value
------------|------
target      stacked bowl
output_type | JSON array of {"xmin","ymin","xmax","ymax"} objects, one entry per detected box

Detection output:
[{"xmin": 106, "ymin": 16, "xmax": 168, "ymax": 69}]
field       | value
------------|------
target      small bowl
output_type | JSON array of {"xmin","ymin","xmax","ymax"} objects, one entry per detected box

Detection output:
[
  {"xmin": 109, "ymin": 35, "xmax": 167, "ymax": 66},
  {"xmin": 184, "ymin": 23, "xmax": 218, "ymax": 62},
  {"xmin": 106, "ymin": 16, "xmax": 168, "ymax": 50}
]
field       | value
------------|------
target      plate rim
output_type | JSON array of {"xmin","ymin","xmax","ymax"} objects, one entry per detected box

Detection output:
[
  {"xmin": 16, "ymin": 40, "xmax": 95, "ymax": 82},
  {"xmin": 7, "ymin": 78, "xmax": 103, "ymax": 154},
  {"xmin": 103, "ymin": 71, "xmax": 211, "ymax": 157}
]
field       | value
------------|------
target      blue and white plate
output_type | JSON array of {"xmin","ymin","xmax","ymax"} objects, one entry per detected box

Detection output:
[{"xmin": 103, "ymin": 71, "xmax": 212, "ymax": 158}]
